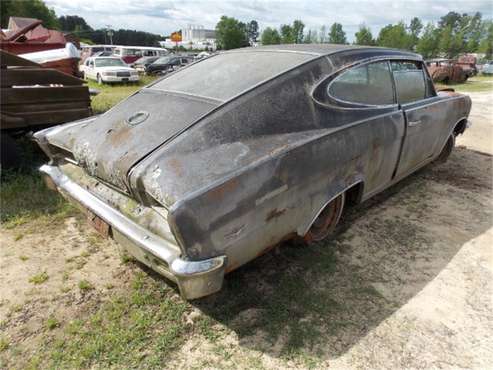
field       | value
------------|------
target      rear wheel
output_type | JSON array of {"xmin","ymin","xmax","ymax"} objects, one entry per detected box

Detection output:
[
  {"xmin": 304, "ymin": 193, "xmax": 345, "ymax": 243},
  {"xmin": 435, "ymin": 134, "xmax": 455, "ymax": 163}
]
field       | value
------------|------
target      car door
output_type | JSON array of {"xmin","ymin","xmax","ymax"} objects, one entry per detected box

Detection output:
[
  {"xmin": 323, "ymin": 60, "xmax": 406, "ymax": 196},
  {"xmin": 391, "ymin": 60, "xmax": 442, "ymax": 178}
]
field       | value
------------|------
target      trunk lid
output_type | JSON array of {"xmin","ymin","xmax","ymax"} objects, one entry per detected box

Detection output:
[{"xmin": 47, "ymin": 89, "xmax": 220, "ymax": 190}]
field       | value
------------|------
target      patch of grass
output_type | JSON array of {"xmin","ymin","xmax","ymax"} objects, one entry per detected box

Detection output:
[
  {"xmin": 29, "ymin": 271, "xmax": 49, "ymax": 285},
  {"xmin": 87, "ymin": 75, "xmax": 158, "ymax": 114},
  {"xmin": 78, "ymin": 280, "xmax": 94, "ymax": 291},
  {"xmin": 19, "ymin": 255, "xmax": 29, "ymax": 261},
  {"xmin": 46, "ymin": 273, "xmax": 190, "ymax": 369},
  {"xmin": 46, "ymin": 316, "xmax": 60, "ymax": 330},
  {"xmin": 435, "ymin": 75, "xmax": 493, "ymax": 93},
  {"xmin": 1, "ymin": 170, "xmax": 77, "ymax": 229},
  {"xmin": 14, "ymin": 234, "xmax": 24, "ymax": 241}
]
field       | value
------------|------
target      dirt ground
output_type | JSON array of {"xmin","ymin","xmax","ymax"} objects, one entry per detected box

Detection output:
[{"xmin": 1, "ymin": 91, "xmax": 492, "ymax": 369}]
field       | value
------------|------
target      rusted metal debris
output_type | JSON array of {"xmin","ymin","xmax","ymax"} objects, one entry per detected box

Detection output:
[{"xmin": 0, "ymin": 50, "xmax": 91, "ymax": 168}]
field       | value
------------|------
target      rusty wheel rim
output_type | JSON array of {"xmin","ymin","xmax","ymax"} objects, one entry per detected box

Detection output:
[{"xmin": 304, "ymin": 194, "xmax": 345, "ymax": 243}]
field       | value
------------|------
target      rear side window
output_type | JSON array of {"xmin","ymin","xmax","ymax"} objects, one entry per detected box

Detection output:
[
  {"xmin": 328, "ymin": 61, "xmax": 394, "ymax": 106},
  {"xmin": 391, "ymin": 61, "xmax": 426, "ymax": 104}
]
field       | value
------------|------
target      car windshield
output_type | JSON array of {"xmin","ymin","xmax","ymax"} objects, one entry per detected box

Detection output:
[
  {"xmin": 95, "ymin": 58, "xmax": 126, "ymax": 67},
  {"xmin": 154, "ymin": 57, "xmax": 172, "ymax": 64},
  {"xmin": 150, "ymin": 51, "xmax": 314, "ymax": 101}
]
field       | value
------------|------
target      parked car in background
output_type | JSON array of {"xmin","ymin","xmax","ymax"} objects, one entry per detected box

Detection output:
[
  {"xmin": 80, "ymin": 56, "xmax": 139, "ymax": 84},
  {"xmin": 35, "ymin": 44, "xmax": 471, "ymax": 299},
  {"xmin": 131, "ymin": 56, "xmax": 160, "ymax": 73},
  {"xmin": 145, "ymin": 55, "xmax": 193, "ymax": 75},
  {"xmin": 481, "ymin": 61, "xmax": 493, "ymax": 75},
  {"xmin": 426, "ymin": 59, "xmax": 467, "ymax": 83}
]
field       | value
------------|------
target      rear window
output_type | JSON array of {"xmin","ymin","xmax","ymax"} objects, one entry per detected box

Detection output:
[{"xmin": 150, "ymin": 52, "xmax": 313, "ymax": 101}]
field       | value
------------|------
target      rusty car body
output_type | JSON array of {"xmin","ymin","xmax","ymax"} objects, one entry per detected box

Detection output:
[
  {"xmin": 426, "ymin": 58, "xmax": 468, "ymax": 83},
  {"xmin": 35, "ymin": 44, "xmax": 471, "ymax": 299}
]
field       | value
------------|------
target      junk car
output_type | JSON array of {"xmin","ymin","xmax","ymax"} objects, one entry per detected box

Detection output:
[
  {"xmin": 426, "ymin": 58, "xmax": 467, "ymax": 83},
  {"xmin": 35, "ymin": 44, "xmax": 471, "ymax": 299}
]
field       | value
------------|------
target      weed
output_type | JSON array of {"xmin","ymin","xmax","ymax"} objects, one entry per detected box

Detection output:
[
  {"xmin": 29, "ymin": 271, "xmax": 48, "ymax": 285},
  {"xmin": 46, "ymin": 316, "xmax": 59, "ymax": 330},
  {"xmin": 19, "ymin": 255, "xmax": 29, "ymax": 261},
  {"xmin": 0, "ymin": 337, "xmax": 8, "ymax": 352},
  {"xmin": 78, "ymin": 280, "xmax": 94, "ymax": 291}
]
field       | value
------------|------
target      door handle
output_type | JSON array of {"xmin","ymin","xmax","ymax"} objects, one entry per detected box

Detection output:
[{"xmin": 408, "ymin": 120, "xmax": 422, "ymax": 127}]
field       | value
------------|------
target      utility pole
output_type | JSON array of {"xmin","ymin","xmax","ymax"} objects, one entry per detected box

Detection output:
[{"xmin": 106, "ymin": 25, "xmax": 114, "ymax": 45}]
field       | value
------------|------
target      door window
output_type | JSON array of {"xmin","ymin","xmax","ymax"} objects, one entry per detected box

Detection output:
[
  {"xmin": 328, "ymin": 61, "xmax": 394, "ymax": 106},
  {"xmin": 391, "ymin": 61, "xmax": 427, "ymax": 104}
]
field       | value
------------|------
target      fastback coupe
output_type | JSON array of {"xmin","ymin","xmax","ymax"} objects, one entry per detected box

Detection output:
[{"xmin": 35, "ymin": 44, "xmax": 471, "ymax": 299}]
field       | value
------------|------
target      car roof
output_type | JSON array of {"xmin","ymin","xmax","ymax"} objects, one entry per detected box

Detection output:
[{"xmin": 227, "ymin": 43, "xmax": 420, "ymax": 58}]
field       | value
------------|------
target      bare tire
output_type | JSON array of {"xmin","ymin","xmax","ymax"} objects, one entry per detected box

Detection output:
[
  {"xmin": 435, "ymin": 134, "xmax": 455, "ymax": 163},
  {"xmin": 304, "ymin": 193, "xmax": 345, "ymax": 243}
]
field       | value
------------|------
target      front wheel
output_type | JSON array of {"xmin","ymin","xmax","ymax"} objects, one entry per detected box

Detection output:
[
  {"xmin": 97, "ymin": 74, "xmax": 103, "ymax": 85},
  {"xmin": 304, "ymin": 193, "xmax": 345, "ymax": 243}
]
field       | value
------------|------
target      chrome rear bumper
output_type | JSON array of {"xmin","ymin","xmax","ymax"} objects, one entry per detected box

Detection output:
[{"xmin": 40, "ymin": 164, "xmax": 226, "ymax": 300}]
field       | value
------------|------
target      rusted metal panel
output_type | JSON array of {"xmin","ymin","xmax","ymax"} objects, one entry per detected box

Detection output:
[
  {"xmin": 0, "ymin": 49, "xmax": 91, "ymax": 171},
  {"xmin": 1, "ymin": 67, "xmax": 83, "ymax": 87}
]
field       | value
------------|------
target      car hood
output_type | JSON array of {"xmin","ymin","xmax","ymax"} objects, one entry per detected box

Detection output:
[
  {"xmin": 45, "ymin": 89, "xmax": 219, "ymax": 191},
  {"xmin": 96, "ymin": 66, "xmax": 133, "ymax": 72}
]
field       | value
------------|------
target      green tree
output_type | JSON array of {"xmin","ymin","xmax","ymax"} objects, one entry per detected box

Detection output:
[
  {"xmin": 58, "ymin": 15, "xmax": 93, "ymax": 33},
  {"xmin": 377, "ymin": 22, "xmax": 412, "ymax": 50},
  {"xmin": 478, "ymin": 20, "xmax": 493, "ymax": 59},
  {"xmin": 439, "ymin": 24, "xmax": 464, "ymax": 58},
  {"xmin": 261, "ymin": 27, "xmax": 281, "ymax": 45},
  {"xmin": 416, "ymin": 23, "xmax": 440, "ymax": 58},
  {"xmin": 247, "ymin": 20, "xmax": 259, "ymax": 44},
  {"xmin": 463, "ymin": 12, "xmax": 483, "ymax": 52},
  {"xmin": 328, "ymin": 23, "xmax": 347, "ymax": 44},
  {"xmin": 215, "ymin": 16, "xmax": 249, "ymax": 50},
  {"xmin": 292, "ymin": 20, "xmax": 305, "ymax": 43},
  {"xmin": 408, "ymin": 17, "xmax": 423, "ymax": 49},
  {"xmin": 280, "ymin": 24, "xmax": 295, "ymax": 43},
  {"xmin": 1, "ymin": 0, "xmax": 59, "ymax": 29},
  {"xmin": 354, "ymin": 25, "xmax": 374, "ymax": 46}
]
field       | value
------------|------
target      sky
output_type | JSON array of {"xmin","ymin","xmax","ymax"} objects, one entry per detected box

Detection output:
[{"xmin": 45, "ymin": 0, "xmax": 493, "ymax": 41}]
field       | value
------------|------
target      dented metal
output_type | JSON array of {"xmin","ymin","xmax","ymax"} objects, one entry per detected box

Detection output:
[{"xmin": 35, "ymin": 44, "xmax": 471, "ymax": 299}]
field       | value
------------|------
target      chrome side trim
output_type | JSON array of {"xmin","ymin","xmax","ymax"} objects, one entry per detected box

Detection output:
[{"xmin": 39, "ymin": 164, "xmax": 226, "ymax": 300}]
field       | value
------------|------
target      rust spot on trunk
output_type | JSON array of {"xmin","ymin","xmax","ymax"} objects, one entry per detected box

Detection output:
[
  {"xmin": 265, "ymin": 208, "xmax": 286, "ymax": 222},
  {"xmin": 107, "ymin": 124, "xmax": 132, "ymax": 146},
  {"xmin": 207, "ymin": 178, "xmax": 239, "ymax": 201}
]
